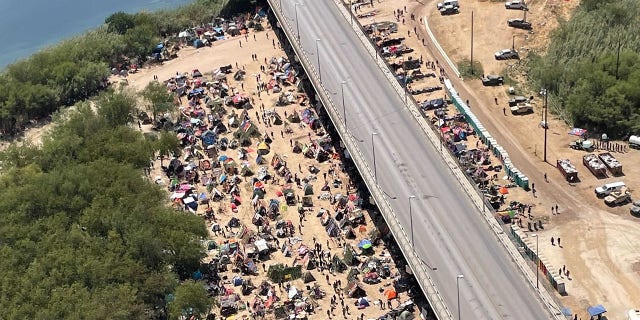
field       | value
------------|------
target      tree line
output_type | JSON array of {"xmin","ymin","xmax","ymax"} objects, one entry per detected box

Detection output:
[
  {"xmin": 0, "ymin": 87, "xmax": 211, "ymax": 319},
  {"xmin": 528, "ymin": 0, "xmax": 640, "ymax": 138}
]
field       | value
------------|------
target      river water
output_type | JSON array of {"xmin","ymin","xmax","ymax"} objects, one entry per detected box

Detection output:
[{"xmin": 0, "ymin": 0, "xmax": 191, "ymax": 69}]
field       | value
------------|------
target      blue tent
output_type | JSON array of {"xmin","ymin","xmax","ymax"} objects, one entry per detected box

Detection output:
[
  {"xmin": 193, "ymin": 39, "xmax": 204, "ymax": 48},
  {"xmin": 587, "ymin": 305, "xmax": 606, "ymax": 317},
  {"xmin": 192, "ymin": 270, "xmax": 203, "ymax": 280},
  {"xmin": 152, "ymin": 43, "xmax": 164, "ymax": 54},
  {"xmin": 358, "ymin": 239, "xmax": 372, "ymax": 249}
]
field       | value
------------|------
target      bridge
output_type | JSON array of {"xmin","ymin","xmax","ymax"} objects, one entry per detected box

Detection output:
[{"xmin": 268, "ymin": 0, "xmax": 564, "ymax": 319}]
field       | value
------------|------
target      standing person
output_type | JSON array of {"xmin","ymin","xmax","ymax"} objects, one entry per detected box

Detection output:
[
  {"xmin": 557, "ymin": 237, "xmax": 561, "ymax": 246},
  {"xmin": 555, "ymin": 204, "xmax": 559, "ymax": 213}
]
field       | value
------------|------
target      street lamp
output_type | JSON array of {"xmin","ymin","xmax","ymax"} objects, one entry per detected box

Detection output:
[
  {"xmin": 371, "ymin": 132, "xmax": 378, "ymax": 182},
  {"xmin": 512, "ymin": 34, "xmax": 516, "ymax": 51},
  {"xmin": 315, "ymin": 38, "xmax": 322, "ymax": 82},
  {"xmin": 540, "ymin": 89, "xmax": 548, "ymax": 163},
  {"xmin": 531, "ymin": 234, "xmax": 539, "ymax": 289},
  {"xmin": 408, "ymin": 195, "xmax": 416, "ymax": 247},
  {"xmin": 294, "ymin": 3, "xmax": 300, "ymax": 43},
  {"xmin": 457, "ymin": 274, "xmax": 465, "ymax": 320},
  {"xmin": 341, "ymin": 81, "xmax": 347, "ymax": 128}
]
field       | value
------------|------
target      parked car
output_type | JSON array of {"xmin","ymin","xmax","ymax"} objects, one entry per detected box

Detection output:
[
  {"xmin": 508, "ymin": 96, "xmax": 528, "ymax": 106},
  {"xmin": 604, "ymin": 188, "xmax": 631, "ymax": 206},
  {"xmin": 482, "ymin": 75, "xmax": 504, "ymax": 86},
  {"xmin": 505, "ymin": 0, "xmax": 528, "ymax": 10},
  {"xmin": 631, "ymin": 200, "xmax": 640, "ymax": 215},
  {"xmin": 595, "ymin": 181, "xmax": 626, "ymax": 198},
  {"xmin": 422, "ymin": 98, "xmax": 446, "ymax": 110},
  {"xmin": 437, "ymin": 0, "xmax": 459, "ymax": 10},
  {"xmin": 495, "ymin": 49, "xmax": 519, "ymax": 60},
  {"xmin": 439, "ymin": 5, "xmax": 459, "ymax": 15},
  {"xmin": 507, "ymin": 19, "xmax": 532, "ymax": 30},
  {"xmin": 510, "ymin": 102, "xmax": 533, "ymax": 114}
]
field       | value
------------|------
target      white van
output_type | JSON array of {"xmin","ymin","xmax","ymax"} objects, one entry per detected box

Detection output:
[
  {"xmin": 628, "ymin": 309, "xmax": 640, "ymax": 320},
  {"xmin": 595, "ymin": 181, "xmax": 626, "ymax": 197}
]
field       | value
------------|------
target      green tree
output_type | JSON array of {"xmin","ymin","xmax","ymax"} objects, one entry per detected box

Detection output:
[
  {"xmin": 96, "ymin": 89, "xmax": 137, "ymax": 127},
  {"xmin": 155, "ymin": 130, "xmax": 181, "ymax": 166},
  {"xmin": 105, "ymin": 11, "xmax": 136, "ymax": 35},
  {"xmin": 168, "ymin": 281, "xmax": 212, "ymax": 320},
  {"xmin": 141, "ymin": 81, "xmax": 176, "ymax": 121}
]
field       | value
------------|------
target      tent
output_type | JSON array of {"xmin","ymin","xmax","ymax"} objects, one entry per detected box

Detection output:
[
  {"xmin": 399, "ymin": 310, "xmax": 415, "ymax": 320},
  {"xmin": 193, "ymin": 39, "xmax": 204, "ymax": 49},
  {"xmin": 345, "ymin": 280, "xmax": 366, "ymax": 298},
  {"xmin": 357, "ymin": 297, "xmax": 369, "ymax": 307},
  {"xmin": 302, "ymin": 271, "xmax": 316, "ymax": 283},
  {"xmin": 384, "ymin": 288, "xmax": 397, "ymax": 300},
  {"xmin": 358, "ymin": 239, "xmax": 372, "ymax": 249},
  {"xmin": 587, "ymin": 305, "xmax": 606, "ymax": 317}
]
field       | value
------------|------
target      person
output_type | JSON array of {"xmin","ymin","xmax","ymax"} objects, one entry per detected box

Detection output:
[
  {"xmin": 544, "ymin": 172, "xmax": 548, "ymax": 182},
  {"xmin": 557, "ymin": 237, "xmax": 561, "ymax": 246},
  {"xmin": 555, "ymin": 204, "xmax": 559, "ymax": 213},
  {"xmin": 551, "ymin": 237, "xmax": 555, "ymax": 246},
  {"xmin": 503, "ymin": 107, "xmax": 506, "ymax": 115},
  {"xmin": 495, "ymin": 97, "xmax": 498, "ymax": 105}
]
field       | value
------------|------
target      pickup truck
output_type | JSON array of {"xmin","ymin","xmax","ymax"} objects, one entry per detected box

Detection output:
[
  {"xmin": 510, "ymin": 102, "xmax": 533, "ymax": 114},
  {"xmin": 604, "ymin": 188, "xmax": 631, "ymax": 206}
]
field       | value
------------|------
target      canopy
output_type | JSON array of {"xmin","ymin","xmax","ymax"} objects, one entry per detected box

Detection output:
[
  {"xmin": 587, "ymin": 305, "xmax": 606, "ymax": 317},
  {"xmin": 358, "ymin": 239, "xmax": 372, "ymax": 249},
  {"xmin": 569, "ymin": 128, "xmax": 587, "ymax": 137},
  {"xmin": 384, "ymin": 289, "xmax": 397, "ymax": 300},
  {"xmin": 357, "ymin": 297, "xmax": 369, "ymax": 307},
  {"xmin": 498, "ymin": 187, "xmax": 509, "ymax": 194},
  {"xmin": 258, "ymin": 141, "xmax": 269, "ymax": 150}
]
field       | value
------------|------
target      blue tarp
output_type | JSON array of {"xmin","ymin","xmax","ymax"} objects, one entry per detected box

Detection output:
[
  {"xmin": 192, "ymin": 270, "xmax": 203, "ymax": 280},
  {"xmin": 358, "ymin": 239, "xmax": 372, "ymax": 249},
  {"xmin": 587, "ymin": 305, "xmax": 606, "ymax": 317},
  {"xmin": 193, "ymin": 39, "xmax": 204, "ymax": 48}
]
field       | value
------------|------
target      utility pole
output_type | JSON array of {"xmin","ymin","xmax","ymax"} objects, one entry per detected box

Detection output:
[
  {"xmin": 470, "ymin": 11, "xmax": 474, "ymax": 75},
  {"xmin": 542, "ymin": 89, "xmax": 548, "ymax": 163}
]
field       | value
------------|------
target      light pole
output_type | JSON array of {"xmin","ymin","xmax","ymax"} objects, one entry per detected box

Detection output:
[
  {"xmin": 457, "ymin": 274, "xmax": 465, "ymax": 320},
  {"xmin": 371, "ymin": 132, "xmax": 378, "ymax": 182},
  {"xmin": 341, "ymin": 81, "xmax": 347, "ymax": 127},
  {"xmin": 531, "ymin": 234, "xmax": 539, "ymax": 289},
  {"xmin": 540, "ymin": 89, "xmax": 548, "ymax": 163},
  {"xmin": 315, "ymin": 38, "xmax": 322, "ymax": 82},
  {"xmin": 408, "ymin": 195, "xmax": 416, "ymax": 247},
  {"xmin": 294, "ymin": 3, "xmax": 300, "ymax": 43},
  {"xmin": 470, "ymin": 11, "xmax": 474, "ymax": 75},
  {"xmin": 512, "ymin": 35, "xmax": 516, "ymax": 51}
]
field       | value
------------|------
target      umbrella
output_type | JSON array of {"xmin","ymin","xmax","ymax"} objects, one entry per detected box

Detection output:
[
  {"xmin": 498, "ymin": 187, "xmax": 509, "ymax": 194},
  {"xmin": 218, "ymin": 155, "xmax": 228, "ymax": 161},
  {"xmin": 587, "ymin": 305, "xmax": 606, "ymax": 317},
  {"xmin": 258, "ymin": 141, "xmax": 269, "ymax": 150},
  {"xmin": 358, "ymin": 239, "xmax": 372, "ymax": 249}
]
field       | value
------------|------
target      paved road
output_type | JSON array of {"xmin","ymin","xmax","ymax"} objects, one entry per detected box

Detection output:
[{"xmin": 276, "ymin": 1, "xmax": 551, "ymax": 319}]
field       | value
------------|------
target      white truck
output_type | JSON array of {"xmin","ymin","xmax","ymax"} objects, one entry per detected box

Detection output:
[{"xmin": 510, "ymin": 102, "xmax": 533, "ymax": 114}]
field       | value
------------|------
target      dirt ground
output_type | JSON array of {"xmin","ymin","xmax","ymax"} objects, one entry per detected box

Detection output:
[
  {"xmin": 125, "ymin": 19, "xmax": 418, "ymax": 319},
  {"xmin": 365, "ymin": 0, "xmax": 640, "ymax": 318}
]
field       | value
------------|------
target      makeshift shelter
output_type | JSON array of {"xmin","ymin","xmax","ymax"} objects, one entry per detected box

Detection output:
[
  {"xmin": 384, "ymin": 288, "xmax": 397, "ymax": 300},
  {"xmin": 399, "ymin": 310, "xmax": 415, "ymax": 320},
  {"xmin": 345, "ymin": 280, "xmax": 366, "ymax": 298},
  {"xmin": 357, "ymin": 297, "xmax": 370, "ymax": 308},
  {"xmin": 587, "ymin": 305, "xmax": 606, "ymax": 317},
  {"xmin": 325, "ymin": 218, "xmax": 340, "ymax": 237},
  {"xmin": 331, "ymin": 254, "xmax": 347, "ymax": 273},
  {"xmin": 302, "ymin": 271, "xmax": 316, "ymax": 283}
]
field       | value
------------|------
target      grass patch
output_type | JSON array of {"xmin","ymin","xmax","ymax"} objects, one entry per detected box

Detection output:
[{"xmin": 458, "ymin": 59, "xmax": 484, "ymax": 79}]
